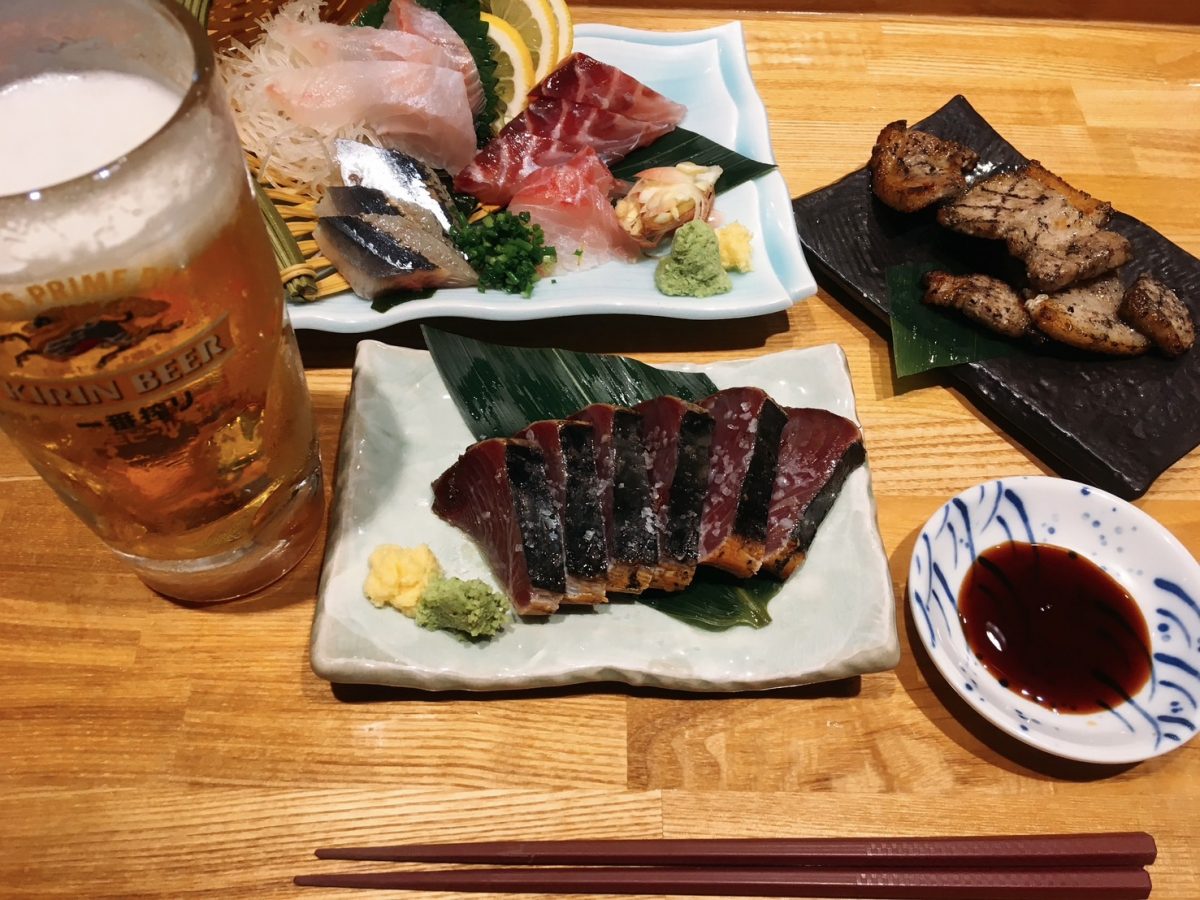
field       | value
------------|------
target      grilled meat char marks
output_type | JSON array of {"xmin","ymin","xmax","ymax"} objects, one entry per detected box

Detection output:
[
  {"xmin": 937, "ymin": 161, "xmax": 1132, "ymax": 292},
  {"xmin": 1119, "ymin": 274, "xmax": 1196, "ymax": 358},
  {"xmin": 431, "ymin": 438, "xmax": 566, "ymax": 616},
  {"xmin": 635, "ymin": 396, "xmax": 715, "ymax": 591},
  {"xmin": 698, "ymin": 388, "xmax": 789, "ymax": 578},
  {"xmin": 518, "ymin": 420, "xmax": 608, "ymax": 604},
  {"xmin": 1026, "ymin": 275, "xmax": 1150, "ymax": 357},
  {"xmin": 868, "ymin": 120, "xmax": 979, "ymax": 213},
  {"xmin": 572, "ymin": 404, "xmax": 657, "ymax": 594},
  {"xmin": 922, "ymin": 271, "xmax": 1032, "ymax": 339},
  {"xmin": 763, "ymin": 409, "xmax": 865, "ymax": 580}
]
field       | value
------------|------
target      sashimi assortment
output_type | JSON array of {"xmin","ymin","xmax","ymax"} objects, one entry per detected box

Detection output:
[{"xmin": 432, "ymin": 388, "xmax": 867, "ymax": 616}]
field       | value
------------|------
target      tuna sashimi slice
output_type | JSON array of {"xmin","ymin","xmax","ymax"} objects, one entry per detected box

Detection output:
[
  {"xmin": 431, "ymin": 438, "xmax": 567, "ymax": 615},
  {"xmin": 503, "ymin": 97, "xmax": 676, "ymax": 164},
  {"xmin": 385, "ymin": 0, "xmax": 484, "ymax": 116},
  {"xmin": 508, "ymin": 148, "xmax": 640, "ymax": 273},
  {"xmin": 635, "ymin": 396, "xmax": 714, "ymax": 591},
  {"xmin": 532, "ymin": 53, "xmax": 687, "ymax": 126},
  {"xmin": 454, "ymin": 131, "xmax": 586, "ymax": 206},
  {"xmin": 267, "ymin": 61, "xmax": 476, "ymax": 173},
  {"xmin": 762, "ymin": 408, "xmax": 865, "ymax": 580},
  {"xmin": 697, "ymin": 387, "xmax": 788, "ymax": 578},
  {"xmin": 571, "ymin": 404, "xmax": 657, "ymax": 594},
  {"xmin": 518, "ymin": 420, "xmax": 609, "ymax": 604}
]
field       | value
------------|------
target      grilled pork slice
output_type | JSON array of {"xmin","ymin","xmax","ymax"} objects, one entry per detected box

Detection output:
[
  {"xmin": 518, "ymin": 420, "xmax": 608, "ymax": 604},
  {"xmin": 762, "ymin": 409, "xmax": 866, "ymax": 580},
  {"xmin": 937, "ymin": 162, "xmax": 1131, "ymax": 292},
  {"xmin": 1026, "ymin": 275, "xmax": 1150, "ymax": 356},
  {"xmin": 922, "ymin": 270, "xmax": 1032, "ymax": 338},
  {"xmin": 571, "ymin": 404, "xmax": 657, "ymax": 594},
  {"xmin": 868, "ymin": 120, "xmax": 979, "ymax": 213},
  {"xmin": 697, "ymin": 388, "xmax": 789, "ymax": 578},
  {"xmin": 1118, "ymin": 274, "xmax": 1195, "ymax": 358},
  {"xmin": 635, "ymin": 396, "xmax": 715, "ymax": 591},
  {"xmin": 432, "ymin": 438, "xmax": 567, "ymax": 615}
]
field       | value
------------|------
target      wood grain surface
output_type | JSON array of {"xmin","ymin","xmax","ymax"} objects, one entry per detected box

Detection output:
[{"xmin": 2, "ymin": 7, "xmax": 1199, "ymax": 900}]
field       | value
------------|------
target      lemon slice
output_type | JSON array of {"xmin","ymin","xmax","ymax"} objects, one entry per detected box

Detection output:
[
  {"xmin": 545, "ymin": 0, "xmax": 573, "ymax": 62},
  {"xmin": 487, "ymin": 0, "xmax": 559, "ymax": 84},
  {"xmin": 480, "ymin": 12, "xmax": 535, "ymax": 129}
]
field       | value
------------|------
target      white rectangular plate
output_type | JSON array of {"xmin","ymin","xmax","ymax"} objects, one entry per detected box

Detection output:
[
  {"xmin": 310, "ymin": 341, "xmax": 899, "ymax": 691},
  {"xmin": 289, "ymin": 22, "xmax": 816, "ymax": 333}
]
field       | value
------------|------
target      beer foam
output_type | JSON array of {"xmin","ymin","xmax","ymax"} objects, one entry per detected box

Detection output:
[{"xmin": 0, "ymin": 69, "xmax": 246, "ymax": 312}]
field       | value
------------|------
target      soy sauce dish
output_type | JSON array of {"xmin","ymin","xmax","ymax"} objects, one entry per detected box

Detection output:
[{"xmin": 908, "ymin": 476, "xmax": 1200, "ymax": 765}]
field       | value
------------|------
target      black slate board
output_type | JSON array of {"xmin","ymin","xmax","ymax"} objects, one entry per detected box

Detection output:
[{"xmin": 791, "ymin": 95, "xmax": 1200, "ymax": 499}]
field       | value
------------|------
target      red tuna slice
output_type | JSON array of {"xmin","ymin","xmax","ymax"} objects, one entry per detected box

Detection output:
[
  {"xmin": 508, "ymin": 147, "xmax": 640, "ymax": 272},
  {"xmin": 518, "ymin": 420, "xmax": 608, "ymax": 604},
  {"xmin": 503, "ymin": 97, "xmax": 676, "ymax": 164},
  {"xmin": 697, "ymin": 387, "xmax": 789, "ymax": 577},
  {"xmin": 571, "ymin": 404, "xmax": 658, "ymax": 594},
  {"xmin": 532, "ymin": 52, "xmax": 687, "ymax": 126},
  {"xmin": 634, "ymin": 396, "xmax": 715, "ymax": 591},
  {"xmin": 453, "ymin": 131, "xmax": 585, "ymax": 206},
  {"xmin": 762, "ymin": 408, "xmax": 866, "ymax": 580},
  {"xmin": 431, "ymin": 438, "xmax": 567, "ymax": 615}
]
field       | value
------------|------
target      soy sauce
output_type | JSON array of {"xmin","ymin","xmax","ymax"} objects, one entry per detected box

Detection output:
[{"xmin": 958, "ymin": 542, "xmax": 1151, "ymax": 714}]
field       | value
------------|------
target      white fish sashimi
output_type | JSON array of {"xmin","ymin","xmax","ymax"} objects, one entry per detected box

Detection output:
[
  {"xmin": 385, "ymin": 0, "xmax": 485, "ymax": 117},
  {"xmin": 271, "ymin": 18, "xmax": 457, "ymax": 69},
  {"xmin": 267, "ymin": 61, "xmax": 476, "ymax": 174}
]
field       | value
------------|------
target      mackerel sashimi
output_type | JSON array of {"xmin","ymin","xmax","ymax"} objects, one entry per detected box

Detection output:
[
  {"xmin": 431, "ymin": 438, "xmax": 567, "ymax": 615},
  {"xmin": 698, "ymin": 387, "xmax": 789, "ymax": 578},
  {"xmin": 384, "ymin": 0, "xmax": 485, "ymax": 116},
  {"xmin": 504, "ymin": 97, "xmax": 677, "ymax": 163},
  {"xmin": 267, "ymin": 61, "xmax": 476, "ymax": 173},
  {"xmin": 508, "ymin": 148, "xmax": 640, "ymax": 272},
  {"xmin": 763, "ymin": 409, "xmax": 865, "ymax": 580},
  {"xmin": 532, "ymin": 52, "xmax": 687, "ymax": 125},
  {"xmin": 453, "ymin": 131, "xmax": 584, "ymax": 206}
]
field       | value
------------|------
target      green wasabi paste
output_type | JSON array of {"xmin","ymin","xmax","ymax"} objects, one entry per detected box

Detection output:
[
  {"xmin": 654, "ymin": 220, "xmax": 732, "ymax": 298},
  {"xmin": 415, "ymin": 577, "xmax": 509, "ymax": 639}
]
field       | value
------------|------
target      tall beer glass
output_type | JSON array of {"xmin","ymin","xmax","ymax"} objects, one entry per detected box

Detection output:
[{"xmin": 0, "ymin": 0, "xmax": 324, "ymax": 602}]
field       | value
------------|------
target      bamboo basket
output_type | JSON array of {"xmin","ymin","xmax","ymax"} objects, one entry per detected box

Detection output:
[{"xmin": 191, "ymin": 0, "xmax": 380, "ymax": 301}]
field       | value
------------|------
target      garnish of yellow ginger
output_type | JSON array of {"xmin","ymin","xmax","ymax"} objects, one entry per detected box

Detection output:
[
  {"xmin": 716, "ymin": 222, "xmax": 754, "ymax": 273},
  {"xmin": 616, "ymin": 162, "xmax": 723, "ymax": 248},
  {"xmin": 364, "ymin": 544, "xmax": 443, "ymax": 616}
]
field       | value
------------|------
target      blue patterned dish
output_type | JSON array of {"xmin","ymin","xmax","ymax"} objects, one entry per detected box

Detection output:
[{"xmin": 909, "ymin": 476, "xmax": 1200, "ymax": 764}]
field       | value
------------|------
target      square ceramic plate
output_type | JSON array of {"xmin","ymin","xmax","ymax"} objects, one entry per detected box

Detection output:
[
  {"xmin": 791, "ymin": 95, "xmax": 1200, "ymax": 500},
  {"xmin": 288, "ymin": 22, "xmax": 816, "ymax": 333},
  {"xmin": 310, "ymin": 341, "xmax": 898, "ymax": 692}
]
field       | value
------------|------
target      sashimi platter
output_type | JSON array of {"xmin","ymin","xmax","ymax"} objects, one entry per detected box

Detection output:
[{"xmin": 221, "ymin": 0, "xmax": 814, "ymax": 331}]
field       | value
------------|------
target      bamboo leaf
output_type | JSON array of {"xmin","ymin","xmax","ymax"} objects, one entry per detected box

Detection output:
[
  {"xmin": 423, "ymin": 326, "xmax": 782, "ymax": 630},
  {"xmin": 888, "ymin": 262, "xmax": 1028, "ymax": 378},
  {"xmin": 611, "ymin": 128, "xmax": 776, "ymax": 194}
]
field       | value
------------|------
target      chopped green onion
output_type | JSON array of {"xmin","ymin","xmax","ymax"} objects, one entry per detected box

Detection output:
[{"xmin": 450, "ymin": 211, "xmax": 557, "ymax": 298}]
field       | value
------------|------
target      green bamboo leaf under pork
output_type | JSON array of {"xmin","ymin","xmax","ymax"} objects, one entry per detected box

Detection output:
[{"xmin": 423, "ymin": 326, "xmax": 785, "ymax": 630}]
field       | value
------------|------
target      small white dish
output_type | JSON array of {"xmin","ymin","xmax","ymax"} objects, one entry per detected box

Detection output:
[
  {"xmin": 288, "ymin": 22, "xmax": 816, "ymax": 333},
  {"xmin": 310, "ymin": 341, "xmax": 898, "ymax": 692},
  {"xmin": 909, "ymin": 476, "xmax": 1200, "ymax": 764}
]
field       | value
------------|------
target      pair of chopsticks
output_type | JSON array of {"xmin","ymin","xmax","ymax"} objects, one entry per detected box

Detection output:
[{"xmin": 295, "ymin": 832, "xmax": 1156, "ymax": 898}]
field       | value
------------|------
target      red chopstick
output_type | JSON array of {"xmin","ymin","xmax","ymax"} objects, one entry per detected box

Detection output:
[
  {"xmin": 313, "ymin": 832, "xmax": 1157, "ymax": 868},
  {"xmin": 294, "ymin": 864, "xmax": 1152, "ymax": 898}
]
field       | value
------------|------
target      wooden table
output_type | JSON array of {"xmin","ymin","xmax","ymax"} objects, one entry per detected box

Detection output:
[{"xmin": 2, "ymin": 7, "xmax": 1198, "ymax": 899}]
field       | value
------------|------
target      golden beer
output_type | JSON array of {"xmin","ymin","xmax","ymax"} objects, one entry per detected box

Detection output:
[{"xmin": 0, "ymin": 0, "xmax": 323, "ymax": 601}]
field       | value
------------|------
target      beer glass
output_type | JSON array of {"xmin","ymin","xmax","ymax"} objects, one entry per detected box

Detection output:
[{"xmin": 0, "ymin": 0, "xmax": 324, "ymax": 602}]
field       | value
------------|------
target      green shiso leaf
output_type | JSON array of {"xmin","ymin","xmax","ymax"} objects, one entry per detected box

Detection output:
[
  {"xmin": 424, "ymin": 326, "xmax": 782, "ymax": 631},
  {"xmin": 415, "ymin": 0, "xmax": 502, "ymax": 146},
  {"xmin": 611, "ymin": 128, "xmax": 776, "ymax": 194},
  {"xmin": 887, "ymin": 263, "xmax": 1028, "ymax": 378},
  {"xmin": 354, "ymin": 0, "xmax": 391, "ymax": 28}
]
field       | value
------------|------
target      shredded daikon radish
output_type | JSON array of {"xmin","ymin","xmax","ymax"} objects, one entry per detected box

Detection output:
[{"xmin": 218, "ymin": 0, "xmax": 382, "ymax": 199}]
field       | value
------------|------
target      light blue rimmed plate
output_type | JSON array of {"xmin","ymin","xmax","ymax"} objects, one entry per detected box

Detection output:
[
  {"xmin": 909, "ymin": 476, "xmax": 1200, "ymax": 764},
  {"xmin": 288, "ymin": 22, "xmax": 816, "ymax": 333}
]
